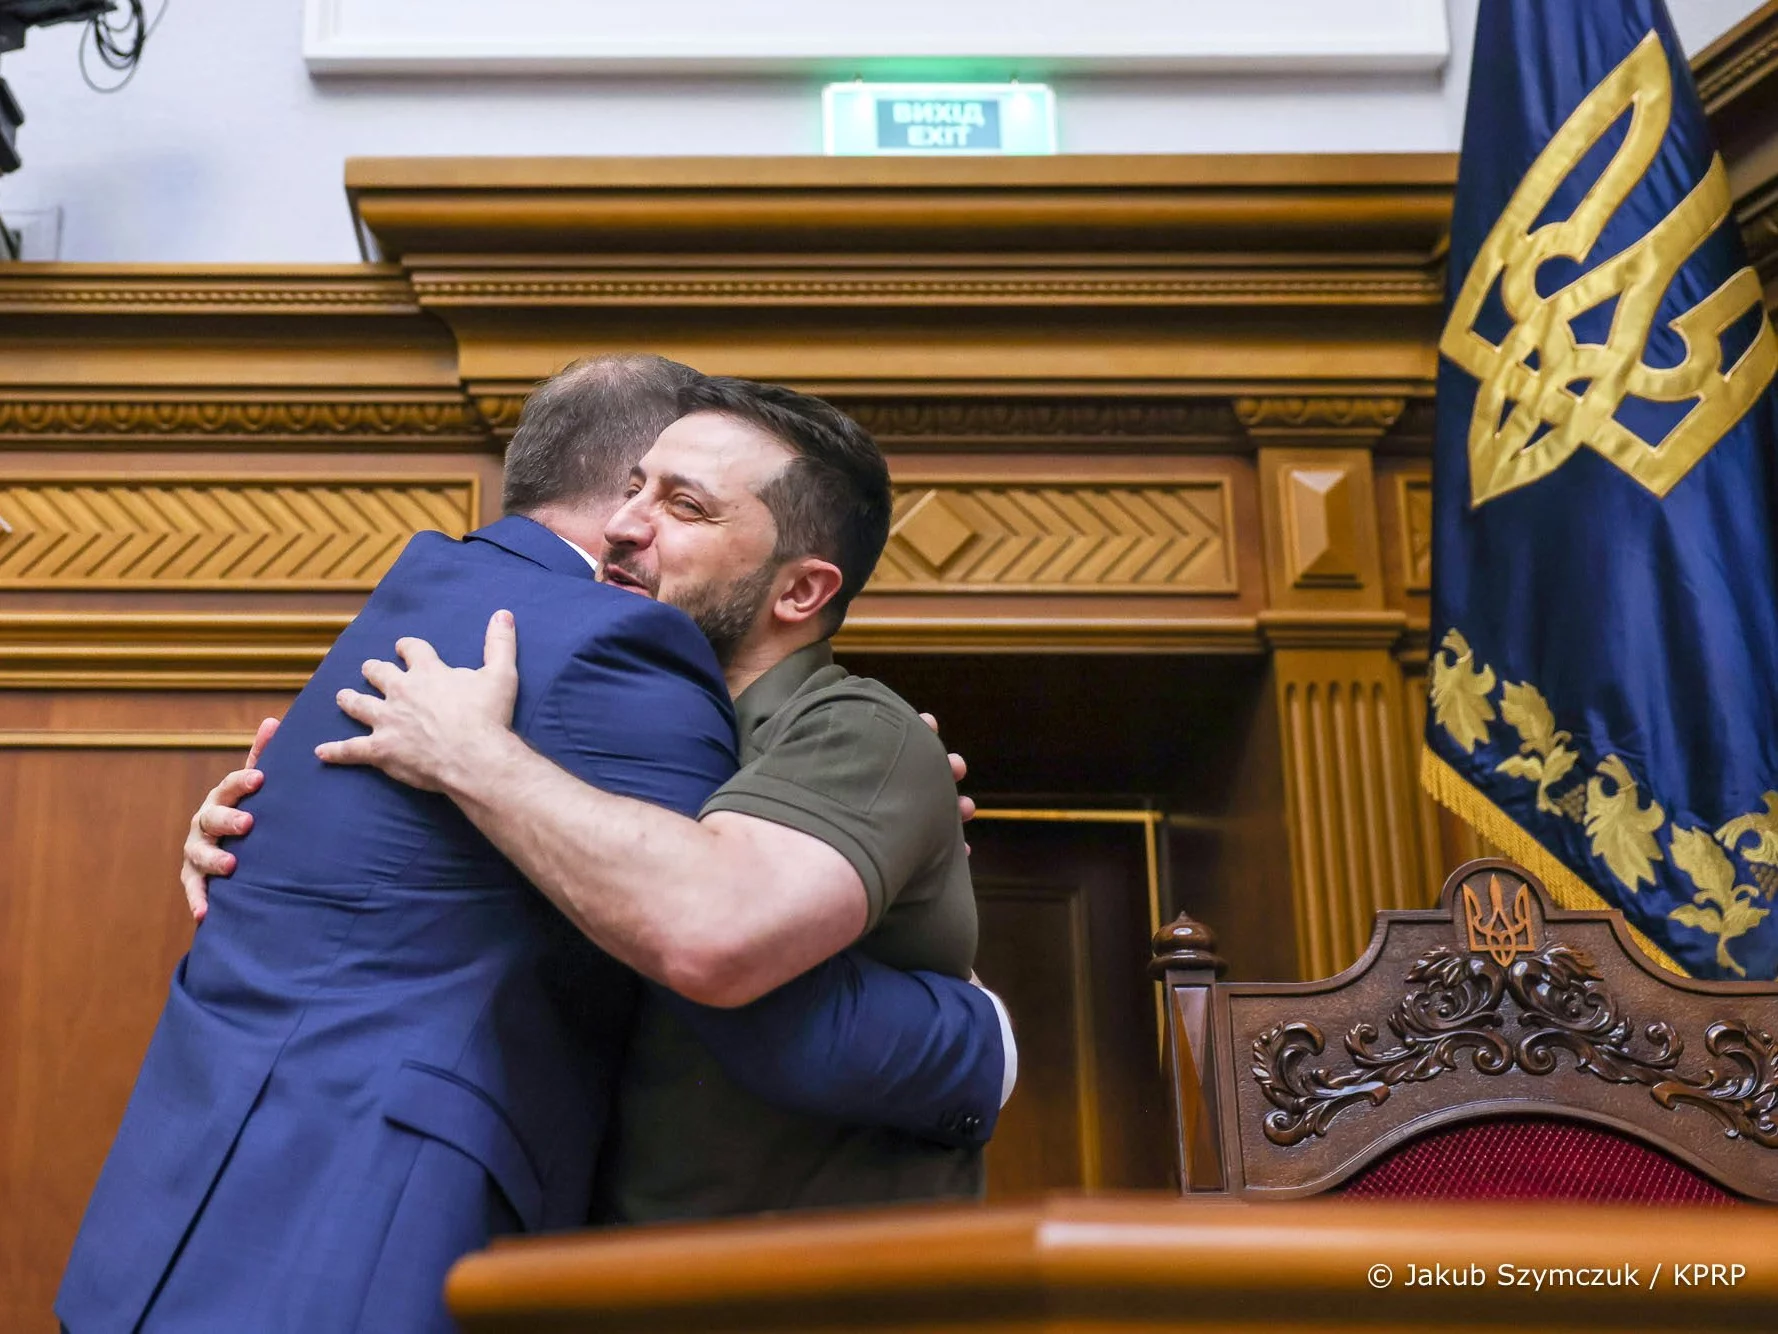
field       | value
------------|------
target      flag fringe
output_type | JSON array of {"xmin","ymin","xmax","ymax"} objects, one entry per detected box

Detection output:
[{"xmin": 1419, "ymin": 746, "xmax": 1688, "ymax": 976}]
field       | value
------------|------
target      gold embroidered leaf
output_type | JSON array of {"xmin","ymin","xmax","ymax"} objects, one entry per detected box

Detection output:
[
  {"xmin": 1498, "ymin": 681, "xmax": 1559, "ymax": 755},
  {"xmin": 1717, "ymin": 792, "xmax": 1778, "ymax": 867},
  {"xmin": 1669, "ymin": 825, "xmax": 1735, "ymax": 898},
  {"xmin": 1539, "ymin": 744, "xmax": 1580, "ymax": 793},
  {"xmin": 1584, "ymin": 755, "xmax": 1665, "ymax": 892},
  {"xmin": 1493, "ymin": 679, "xmax": 1582, "ymax": 817},
  {"xmin": 1430, "ymin": 629, "xmax": 1497, "ymax": 754},
  {"xmin": 1669, "ymin": 885, "xmax": 1770, "ymax": 979},
  {"xmin": 1671, "ymin": 824, "xmax": 1771, "ymax": 976}
]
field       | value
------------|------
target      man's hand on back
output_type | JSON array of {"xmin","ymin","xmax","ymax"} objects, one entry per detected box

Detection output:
[
  {"xmin": 318, "ymin": 611, "xmax": 521, "ymax": 792},
  {"xmin": 180, "ymin": 716, "xmax": 280, "ymax": 922},
  {"xmin": 918, "ymin": 712, "xmax": 975, "ymax": 851}
]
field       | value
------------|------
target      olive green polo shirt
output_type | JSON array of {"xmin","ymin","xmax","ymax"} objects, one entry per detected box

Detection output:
[{"xmin": 592, "ymin": 640, "xmax": 983, "ymax": 1223}]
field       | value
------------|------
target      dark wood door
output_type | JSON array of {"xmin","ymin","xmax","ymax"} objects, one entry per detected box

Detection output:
[{"xmin": 968, "ymin": 813, "xmax": 1171, "ymax": 1199}]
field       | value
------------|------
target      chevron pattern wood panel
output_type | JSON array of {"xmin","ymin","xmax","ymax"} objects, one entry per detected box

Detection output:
[
  {"xmin": 0, "ymin": 478, "xmax": 477, "ymax": 590},
  {"xmin": 875, "ymin": 482, "xmax": 1236, "ymax": 594}
]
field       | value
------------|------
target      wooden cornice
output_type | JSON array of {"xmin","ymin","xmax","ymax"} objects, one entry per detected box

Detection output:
[
  {"xmin": 0, "ymin": 265, "xmax": 491, "ymax": 450},
  {"xmin": 1696, "ymin": 1, "xmax": 1778, "ymax": 116},
  {"xmin": 343, "ymin": 155, "xmax": 1453, "ymax": 396},
  {"xmin": 347, "ymin": 154, "xmax": 1456, "ymax": 260},
  {"xmin": 1695, "ymin": 2, "xmax": 1778, "ymax": 286}
]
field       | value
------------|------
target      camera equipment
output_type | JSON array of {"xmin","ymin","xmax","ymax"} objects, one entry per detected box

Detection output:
[{"xmin": 0, "ymin": 1, "xmax": 147, "ymax": 180}]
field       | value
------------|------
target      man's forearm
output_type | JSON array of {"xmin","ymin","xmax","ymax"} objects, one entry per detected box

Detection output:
[
  {"xmin": 437, "ymin": 728, "xmax": 863, "ymax": 1006},
  {"xmin": 439, "ymin": 727, "xmax": 736, "ymax": 992}
]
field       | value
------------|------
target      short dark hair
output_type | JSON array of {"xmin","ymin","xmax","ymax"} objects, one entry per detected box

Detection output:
[
  {"xmin": 677, "ymin": 377, "xmax": 891, "ymax": 634},
  {"xmin": 501, "ymin": 354, "xmax": 703, "ymax": 514}
]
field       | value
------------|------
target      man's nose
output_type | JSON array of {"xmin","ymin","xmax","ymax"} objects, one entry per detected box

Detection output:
[{"xmin": 604, "ymin": 498, "xmax": 654, "ymax": 550}]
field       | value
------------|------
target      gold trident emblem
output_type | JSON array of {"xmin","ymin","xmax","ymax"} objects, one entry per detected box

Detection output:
[
  {"xmin": 1463, "ymin": 876, "xmax": 1537, "ymax": 965},
  {"xmin": 1442, "ymin": 32, "xmax": 1778, "ymax": 508}
]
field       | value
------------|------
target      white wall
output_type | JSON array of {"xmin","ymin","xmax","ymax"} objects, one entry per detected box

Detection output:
[{"xmin": 0, "ymin": 0, "xmax": 1761, "ymax": 264}]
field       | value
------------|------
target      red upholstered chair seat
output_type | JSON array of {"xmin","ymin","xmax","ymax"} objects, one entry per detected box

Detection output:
[{"xmin": 1337, "ymin": 1116, "xmax": 1740, "ymax": 1205}]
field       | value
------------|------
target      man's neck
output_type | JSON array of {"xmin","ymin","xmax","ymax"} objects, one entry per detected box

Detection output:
[
  {"xmin": 723, "ymin": 629, "xmax": 824, "ymax": 699},
  {"xmin": 527, "ymin": 501, "xmax": 619, "ymax": 556}
]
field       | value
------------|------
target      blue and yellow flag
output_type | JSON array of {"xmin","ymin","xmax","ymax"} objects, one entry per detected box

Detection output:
[{"xmin": 1424, "ymin": 0, "xmax": 1778, "ymax": 979}]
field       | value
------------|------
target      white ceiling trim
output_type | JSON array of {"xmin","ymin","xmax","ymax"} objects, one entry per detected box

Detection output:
[{"xmin": 302, "ymin": 0, "xmax": 1450, "ymax": 77}]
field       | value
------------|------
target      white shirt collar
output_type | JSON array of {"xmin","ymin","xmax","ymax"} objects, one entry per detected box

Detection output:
[{"xmin": 557, "ymin": 534, "xmax": 600, "ymax": 573}]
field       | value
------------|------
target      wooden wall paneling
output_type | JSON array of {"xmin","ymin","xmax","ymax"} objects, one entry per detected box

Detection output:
[
  {"xmin": 1246, "ymin": 405, "xmax": 1426, "ymax": 980},
  {"xmin": 0, "ymin": 690, "xmax": 302, "ymax": 1333},
  {"xmin": 967, "ymin": 812, "xmax": 1171, "ymax": 1199}
]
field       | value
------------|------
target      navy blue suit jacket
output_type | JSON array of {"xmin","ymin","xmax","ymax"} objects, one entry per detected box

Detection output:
[{"xmin": 57, "ymin": 516, "xmax": 1003, "ymax": 1334}]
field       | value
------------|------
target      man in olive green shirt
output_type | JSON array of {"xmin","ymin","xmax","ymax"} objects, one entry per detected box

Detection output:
[
  {"xmin": 599, "ymin": 636, "xmax": 984, "ymax": 1218},
  {"xmin": 312, "ymin": 374, "xmax": 1004, "ymax": 1217}
]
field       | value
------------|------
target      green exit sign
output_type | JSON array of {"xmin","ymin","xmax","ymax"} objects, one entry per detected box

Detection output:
[{"xmin": 823, "ymin": 82, "xmax": 1056, "ymax": 156}]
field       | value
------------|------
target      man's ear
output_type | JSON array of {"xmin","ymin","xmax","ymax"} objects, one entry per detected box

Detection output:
[{"xmin": 772, "ymin": 557, "xmax": 844, "ymax": 628}]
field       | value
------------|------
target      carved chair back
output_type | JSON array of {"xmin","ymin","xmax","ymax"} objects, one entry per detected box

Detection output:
[{"xmin": 1152, "ymin": 858, "xmax": 1778, "ymax": 1202}]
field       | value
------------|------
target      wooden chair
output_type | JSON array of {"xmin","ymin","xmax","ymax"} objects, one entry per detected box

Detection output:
[{"xmin": 1153, "ymin": 857, "xmax": 1778, "ymax": 1203}]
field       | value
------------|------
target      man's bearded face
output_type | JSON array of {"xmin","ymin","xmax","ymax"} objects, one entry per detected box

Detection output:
[{"xmin": 598, "ymin": 412, "xmax": 791, "ymax": 667}]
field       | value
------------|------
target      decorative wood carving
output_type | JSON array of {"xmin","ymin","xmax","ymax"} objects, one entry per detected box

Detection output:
[
  {"xmin": 876, "ymin": 482, "xmax": 1237, "ymax": 594},
  {"xmin": 0, "ymin": 398, "xmax": 489, "ymax": 448},
  {"xmin": 1270, "ymin": 647, "xmax": 1426, "ymax": 979},
  {"xmin": 0, "ymin": 272, "xmax": 419, "ymax": 314},
  {"xmin": 472, "ymin": 392, "xmax": 1247, "ymax": 448},
  {"xmin": 1235, "ymin": 397, "xmax": 1406, "ymax": 445},
  {"xmin": 1397, "ymin": 473, "xmax": 1433, "ymax": 594},
  {"xmin": 1277, "ymin": 467, "xmax": 1359, "ymax": 590},
  {"xmin": 1256, "ymin": 449, "xmax": 1385, "ymax": 612},
  {"xmin": 0, "ymin": 478, "xmax": 476, "ymax": 590},
  {"xmin": 410, "ymin": 267, "xmax": 1443, "ymax": 308},
  {"xmin": 1252, "ymin": 934, "xmax": 1778, "ymax": 1150},
  {"xmin": 1187, "ymin": 860, "xmax": 1778, "ymax": 1199}
]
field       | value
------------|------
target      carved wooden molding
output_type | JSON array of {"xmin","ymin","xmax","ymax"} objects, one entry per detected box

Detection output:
[
  {"xmin": 877, "ymin": 482, "xmax": 1237, "ymax": 595},
  {"xmin": 0, "ymin": 266, "xmax": 419, "ymax": 316},
  {"xmin": 1235, "ymin": 396, "xmax": 1407, "ymax": 445},
  {"xmin": 472, "ymin": 391, "xmax": 1246, "ymax": 447},
  {"xmin": 1213, "ymin": 861, "xmax": 1778, "ymax": 1200},
  {"xmin": 0, "ymin": 612, "xmax": 352, "ymax": 689},
  {"xmin": 0, "ymin": 477, "xmax": 477, "ymax": 590},
  {"xmin": 0, "ymin": 397, "xmax": 492, "ymax": 448},
  {"xmin": 1258, "ymin": 612, "xmax": 1407, "ymax": 651},
  {"xmin": 1271, "ymin": 645, "xmax": 1426, "ymax": 979},
  {"xmin": 0, "ymin": 610, "xmax": 1266, "ymax": 688},
  {"xmin": 834, "ymin": 613, "xmax": 1261, "ymax": 653},
  {"xmin": 1397, "ymin": 473, "xmax": 1433, "ymax": 595},
  {"xmin": 1695, "ymin": 1, "xmax": 1778, "ymax": 114},
  {"xmin": 1254, "ymin": 939, "xmax": 1778, "ymax": 1151},
  {"xmin": 410, "ymin": 267, "xmax": 1442, "ymax": 309}
]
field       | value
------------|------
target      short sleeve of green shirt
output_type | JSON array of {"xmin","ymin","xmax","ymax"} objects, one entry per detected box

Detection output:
[{"xmin": 698, "ymin": 691, "xmax": 958, "ymax": 930}]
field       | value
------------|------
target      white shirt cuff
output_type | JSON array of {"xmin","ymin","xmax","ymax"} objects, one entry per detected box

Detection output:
[{"xmin": 976, "ymin": 983, "xmax": 1018, "ymax": 1108}]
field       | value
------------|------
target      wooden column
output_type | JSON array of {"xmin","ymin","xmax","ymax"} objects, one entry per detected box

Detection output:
[{"xmin": 1241, "ymin": 397, "xmax": 1427, "ymax": 979}]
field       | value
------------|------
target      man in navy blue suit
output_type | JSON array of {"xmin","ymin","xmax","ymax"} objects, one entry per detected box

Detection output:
[{"xmin": 57, "ymin": 356, "xmax": 1006, "ymax": 1334}]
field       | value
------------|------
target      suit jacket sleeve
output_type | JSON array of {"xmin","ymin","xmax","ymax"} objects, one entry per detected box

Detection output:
[
  {"xmin": 530, "ymin": 603, "xmax": 1001, "ymax": 1146},
  {"xmin": 526, "ymin": 599, "xmax": 739, "ymax": 819},
  {"xmin": 655, "ymin": 953, "xmax": 1005, "ymax": 1147}
]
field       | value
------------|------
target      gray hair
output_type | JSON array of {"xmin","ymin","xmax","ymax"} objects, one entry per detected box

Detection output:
[{"xmin": 500, "ymin": 354, "xmax": 703, "ymax": 514}]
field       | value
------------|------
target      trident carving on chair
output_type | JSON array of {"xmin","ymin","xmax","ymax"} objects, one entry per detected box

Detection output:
[{"xmin": 1462, "ymin": 876, "xmax": 1536, "ymax": 965}]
